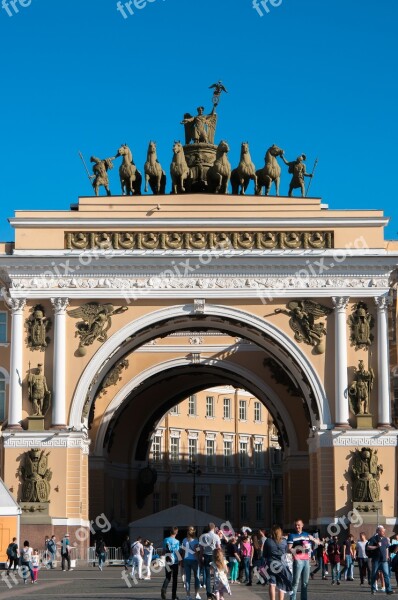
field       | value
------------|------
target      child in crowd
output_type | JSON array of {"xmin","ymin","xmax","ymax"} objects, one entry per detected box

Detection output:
[
  {"xmin": 32, "ymin": 548, "xmax": 40, "ymax": 583},
  {"xmin": 210, "ymin": 548, "xmax": 231, "ymax": 600}
]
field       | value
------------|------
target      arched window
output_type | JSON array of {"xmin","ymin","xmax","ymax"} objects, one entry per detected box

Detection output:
[{"xmin": 0, "ymin": 372, "xmax": 5, "ymax": 421}]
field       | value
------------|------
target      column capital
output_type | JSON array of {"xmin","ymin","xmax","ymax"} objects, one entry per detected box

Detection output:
[
  {"xmin": 51, "ymin": 297, "xmax": 69, "ymax": 315},
  {"xmin": 8, "ymin": 298, "xmax": 26, "ymax": 314},
  {"xmin": 374, "ymin": 294, "xmax": 392, "ymax": 311},
  {"xmin": 332, "ymin": 296, "xmax": 349, "ymax": 311}
]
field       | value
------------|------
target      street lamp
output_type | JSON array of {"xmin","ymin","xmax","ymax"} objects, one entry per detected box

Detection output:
[{"xmin": 187, "ymin": 459, "xmax": 201, "ymax": 509}]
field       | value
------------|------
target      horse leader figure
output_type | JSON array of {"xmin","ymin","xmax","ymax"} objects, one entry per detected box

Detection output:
[
  {"xmin": 170, "ymin": 141, "xmax": 190, "ymax": 194},
  {"xmin": 207, "ymin": 140, "xmax": 231, "ymax": 194},
  {"xmin": 144, "ymin": 141, "xmax": 166, "ymax": 195},
  {"xmin": 281, "ymin": 153, "xmax": 312, "ymax": 197},
  {"xmin": 255, "ymin": 144, "xmax": 284, "ymax": 196},
  {"xmin": 231, "ymin": 142, "xmax": 257, "ymax": 195},
  {"xmin": 115, "ymin": 144, "xmax": 142, "ymax": 196}
]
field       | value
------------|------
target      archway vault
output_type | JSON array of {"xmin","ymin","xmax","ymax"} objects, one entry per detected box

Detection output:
[
  {"xmin": 70, "ymin": 303, "xmax": 332, "ymax": 436},
  {"xmin": 93, "ymin": 358, "xmax": 301, "ymax": 458}
]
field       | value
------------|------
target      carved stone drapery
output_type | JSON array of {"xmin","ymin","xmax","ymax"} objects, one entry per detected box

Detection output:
[
  {"xmin": 20, "ymin": 448, "xmax": 52, "ymax": 502},
  {"xmin": 25, "ymin": 304, "xmax": 51, "ymax": 351},
  {"xmin": 65, "ymin": 230, "xmax": 334, "ymax": 251}
]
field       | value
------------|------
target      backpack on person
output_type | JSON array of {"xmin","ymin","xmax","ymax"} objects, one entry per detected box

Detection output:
[
  {"xmin": 365, "ymin": 539, "xmax": 379, "ymax": 559},
  {"xmin": 6, "ymin": 543, "xmax": 16, "ymax": 559},
  {"xmin": 22, "ymin": 548, "xmax": 31, "ymax": 562}
]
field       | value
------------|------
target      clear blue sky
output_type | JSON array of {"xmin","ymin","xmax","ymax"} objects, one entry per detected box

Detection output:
[{"xmin": 0, "ymin": 0, "xmax": 397, "ymax": 240}]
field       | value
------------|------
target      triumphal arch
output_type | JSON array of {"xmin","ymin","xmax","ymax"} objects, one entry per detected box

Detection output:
[{"xmin": 0, "ymin": 88, "xmax": 398, "ymax": 551}]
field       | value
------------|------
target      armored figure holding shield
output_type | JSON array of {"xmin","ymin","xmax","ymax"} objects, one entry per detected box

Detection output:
[
  {"xmin": 27, "ymin": 363, "xmax": 51, "ymax": 417},
  {"xmin": 20, "ymin": 448, "xmax": 52, "ymax": 503},
  {"xmin": 351, "ymin": 447, "xmax": 382, "ymax": 502}
]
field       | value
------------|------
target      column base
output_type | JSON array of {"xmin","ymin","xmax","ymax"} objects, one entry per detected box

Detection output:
[
  {"xmin": 6, "ymin": 424, "xmax": 23, "ymax": 431},
  {"xmin": 51, "ymin": 424, "xmax": 68, "ymax": 430},
  {"xmin": 334, "ymin": 423, "xmax": 352, "ymax": 429},
  {"xmin": 377, "ymin": 423, "xmax": 394, "ymax": 429}
]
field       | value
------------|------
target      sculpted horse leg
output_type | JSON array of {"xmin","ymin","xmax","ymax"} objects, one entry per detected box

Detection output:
[
  {"xmin": 240, "ymin": 177, "xmax": 245, "ymax": 195},
  {"xmin": 144, "ymin": 174, "xmax": 149, "ymax": 193},
  {"xmin": 274, "ymin": 176, "xmax": 280, "ymax": 196}
]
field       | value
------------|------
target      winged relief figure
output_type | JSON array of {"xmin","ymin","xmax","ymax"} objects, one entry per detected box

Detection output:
[
  {"xmin": 68, "ymin": 303, "xmax": 128, "ymax": 355},
  {"xmin": 276, "ymin": 300, "xmax": 332, "ymax": 354}
]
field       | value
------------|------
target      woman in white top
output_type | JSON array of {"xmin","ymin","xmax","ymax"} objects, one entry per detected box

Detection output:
[{"xmin": 143, "ymin": 540, "xmax": 154, "ymax": 579}]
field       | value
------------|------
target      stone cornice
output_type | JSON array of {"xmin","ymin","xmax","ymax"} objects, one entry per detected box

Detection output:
[
  {"xmin": 308, "ymin": 429, "xmax": 398, "ymax": 452},
  {"xmin": 2, "ymin": 431, "xmax": 90, "ymax": 454}
]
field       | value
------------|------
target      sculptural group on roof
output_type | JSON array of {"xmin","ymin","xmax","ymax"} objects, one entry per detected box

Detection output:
[{"xmin": 81, "ymin": 83, "xmax": 315, "ymax": 198}]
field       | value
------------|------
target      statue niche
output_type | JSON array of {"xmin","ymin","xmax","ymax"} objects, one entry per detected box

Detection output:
[{"xmin": 20, "ymin": 448, "xmax": 52, "ymax": 503}]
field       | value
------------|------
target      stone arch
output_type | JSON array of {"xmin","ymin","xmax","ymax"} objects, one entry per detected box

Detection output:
[
  {"xmin": 92, "ymin": 357, "xmax": 300, "ymax": 457},
  {"xmin": 70, "ymin": 303, "xmax": 331, "ymax": 430}
]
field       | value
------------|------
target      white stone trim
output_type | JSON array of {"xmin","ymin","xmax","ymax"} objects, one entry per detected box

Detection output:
[
  {"xmin": 307, "ymin": 429, "xmax": 398, "ymax": 452},
  {"xmin": 170, "ymin": 429, "xmax": 182, "ymax": 438},
  {"xmin": 187, "ymin": 430, "xmax": 199, "ymax": 439},
  {"xmin": 70, "ymin": 303, "xmax": 330, "ymax": 431},
  {"xmin": 205, "ymin": 431, "xmax": 217, "ymax": 440},
  {"xmin": 2, "ymin": 432, "xmax": 91, "ymax": 454},
  {"xmin": 51, "ymin": 518, "xmax": 91, "ymax": 527},
  {"xmin": 0, "ymin": 366, "xmax": 10, "ymax": 383}
]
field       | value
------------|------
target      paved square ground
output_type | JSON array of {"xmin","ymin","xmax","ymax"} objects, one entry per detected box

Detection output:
[{"xmin": 0, "ymin": 564, "xmax": 393, "ymax": 600}]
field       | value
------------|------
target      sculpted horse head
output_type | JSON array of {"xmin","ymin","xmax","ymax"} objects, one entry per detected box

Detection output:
[
  {"xmin": 147, "ymin": 141, "xmax": 157, "ymax": 156},
  {"xmin": 240, "ymin": 141, "xmax": 250, "ymax": 156},
  {"xmin": 266, "ymin": 144, "xmax": 284, "ymax": 159},
  {"xmin": 172, "ymin": 140, "xmax": 184, "ymax": 155},
  {"xmin": 116, "ymin": 144, "xmax": 133, "ymax": 163},
  {"xmin": 216, "ymin": 140, "xmax": 230, "ymax": 157}
]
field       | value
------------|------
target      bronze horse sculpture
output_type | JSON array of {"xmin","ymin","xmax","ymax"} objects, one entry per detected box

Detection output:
[
  {"xmin": 170, "ymin": 141, "xmax": 190, "ymax": 194},
  {"xmin": 207, "ymin": 140, "xmax": 231, "ymax": 194},
  {"xmin": 144, "ymin": 141, "xmax": 166, "ymax": 195},
  {"xmin": 255, "ymin": 144, "xmax": 284, "ymax": 196},
  {"xmin": 115, "ymin": 144, "xmax": 142, "ymax": 196},
  {"xmin": 231, "ymin": 142, "xmax": 257, "ymax": 195}
]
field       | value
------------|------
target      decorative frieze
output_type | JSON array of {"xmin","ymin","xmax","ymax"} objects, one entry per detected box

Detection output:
[
  {"xmin": 65, "ymin": 231, "xmax": 334, "ymax": 251},
  {"xmin": 3, "ymin": 433, "xmax": 91, "ymax": 454}
]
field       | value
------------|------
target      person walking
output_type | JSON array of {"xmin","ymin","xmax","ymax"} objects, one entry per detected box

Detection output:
[
  {"xmin": 250, "ymin": 531, "xmax": 264, "ymax": 585},
  {"xmin": 199, "ymin": 522, "xmax": 221, "ymax": 600},
  {"xmin": 263, "ymin": 525, "xmax": 293, "ymax": 600},
  {"xmin": 356, "ymin": 532, "xmax": 370, "ymax": 585},
  {"xmin": 20, "ymin": 540, "xmax": 34, "ymax": 584},
  {"xmin": 61, "ymin": 533, "xmax": 73, "ymax": 571},
  {"xmin": 32, "ymin": 549, "xmax": 40, "ymax": 583},
  {"xmin": 341, "ymin": 533, "xmax": 355, "ymax": 580},
  {"xmin": 239, "ymin": 531, "xmax": 252, "ymax": 585},
  {"xmin": 143, "ymin": 539, "xmax": 154, "ymax": 580},
  {"xmin": 121, "ymin": 534, "xmax": 130, "ymax": 571},
  {"xmin": 46, "ymin": 535, "xmax": 57, "ymax": 569},
  {"xmin": 95, "ymin": 536, "xmax": 107, "ymax": 571},
  {"xmin": 367, "ymin": 525, "xmax": 395, "ymax": 595},
  {"xmin": 161, "ymin": 526, "xmax": 181, "ymax": 600},
  {"xmin": 225, "ymin": 536, "xmax": 240, "ymax": 584},
  {"xmin": 6, "ymin": 537, "xmax": 18, "ymax": 575},
  {"xmin": 131, "ymin": 536, "xmax": 144, "ymax": 580},
  {"xmin": 287, "ymin": 519, "xmax": 314, "ymax": 600},
  {"xmin": 181, "ymin": 526, "xmax": 201, "ymax": 600},
  {"xmin": 326, "ymin": 535, "xmax": 342, "ymax": 585},
  {"xmin": 210, "ymin": 548, "xmax": 231, "ymax": 600},
  {"xmin": 310, "ymin": 536, "xmax": 327, "ymax": 580}
]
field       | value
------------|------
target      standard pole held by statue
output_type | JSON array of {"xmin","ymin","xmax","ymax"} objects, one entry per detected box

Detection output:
[
  {"xmin": 305, "ymin": 157, "xmax": 318, "ymax": 197},
  {"xmin": 78, "ymin": 151, "xmax": 94, "ymax": 189}
]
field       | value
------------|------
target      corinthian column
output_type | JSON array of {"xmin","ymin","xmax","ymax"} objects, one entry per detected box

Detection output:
[
  {"xmin": 332, "ymin": 297, "xmax": 350, "ymax": 428},
  {"xmin": 375, "ymin": 295, "xmax": 391, "ymax": 427},
  {"xmin": 8, "ymin": 298, "xmax": 26, "ymax": 428},
  {"xmin": 51, "ymin": 298, "xmax": 69, "ymax": 428}
]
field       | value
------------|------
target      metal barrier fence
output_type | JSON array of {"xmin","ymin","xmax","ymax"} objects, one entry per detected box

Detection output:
[{"xmin": 87, "ymin": 547, "xmax": 124, "ymax": 565}]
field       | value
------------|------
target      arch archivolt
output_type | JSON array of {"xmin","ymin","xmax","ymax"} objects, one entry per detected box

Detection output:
[
  {"xmin": 70, "ymin": 303, "xmax": 332, "ymax": 439},
  {"xmin": 92, "ymin": 357, "xmax": 300, "ymax": 457}
]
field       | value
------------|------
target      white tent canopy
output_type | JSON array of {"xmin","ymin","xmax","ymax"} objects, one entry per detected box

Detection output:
[
  {"xmin": 129, "ymin": 504, "xmax": 226, "ymax": 546},
  {"xmin": 0, "ymin": 478, "xmax": 21, "ymax": 516}
]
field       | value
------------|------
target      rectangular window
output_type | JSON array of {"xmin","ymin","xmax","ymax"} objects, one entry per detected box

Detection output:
[
  {"xmin": 254, "ymin": 401, "xmax": 261, "ymax": 422},
  {"xmin": 206, "ymin": 396, "xmax": 214, "ymax": 418},
  {"xmin": 223, "ymin": 440, "xmax": 232, "ymax": 467},
  {"xmin": 171, "ymin": 492, "xmax": 178, "ymax": 507},
  {"xmin": 152, "ymin": 435, "xmax": 162, "ymax": 461},
  {"xmin": 0, "ymin": 312, "xmax": 7, "ymax": 343},
  {"xmin": 273, "ymin": 449, "xmax": 282, "ymax": 465},
  {"xmin": 188, "ymin": 395, "xmax": 197, "ymax": 416},
  {"xmin": 197, "ymin": 496, "xmax": 208, "ymax": 512},
  {"xmin": 0, "ymin": 375, "xmax": 5, "ymax": 421},
  {"xmin": 254, "ymin": 442, "xmax": 263, "ymax": 469},
  {"xmin": 188, "ymin": 438, "xmax": 197, "ymax": 461},
  {"xmin": 153, "ymin": 492, "xmax": 160, "ymax": 513},
  {"xmin": 169, "ymin": 404, "xmax": 179, "ymax": 415},
  {"xmin": 239, "ymin": 441, "xmax": 248, "ymax": 468},
  {"xmin": 206, "ymin": 439, "xmax": 215, "ymax": 466},
  {"xmin": 239, "ymin": 400, "xmax": 247, "ymax": 421},
  {"xmin": 170, "ymin": 437, "xmax": 180, "ymax": 462},
  {"xmin": 240, "ymin": 495, "xmax": 247, "ymax": 520},
  {"xmin": 225, "ymin": 494, "xmax": 232, "ymax": 520},
  {"xmin": 256, "ymin": 495, "xmax": 263, "ymax": 521},
  {"xmin": 223, "ymin": 398, "xmax": 231, "ymax": 419}
]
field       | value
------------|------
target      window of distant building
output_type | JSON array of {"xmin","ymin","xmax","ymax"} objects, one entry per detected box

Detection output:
[
  {"xmin": 188, "ymin": 395, "xmax": 197, "ymax": 416},
  {"xmin": 240, "ymin": 495, "xmax": 248, "ymax": 520},
  {"xmin": 206, "ymin": 439, "xmax": 215, "ymax": 466},
  {"xmin": 152, "ymin": 435, "xmax": 162, "ymax": 462},
  {"xmin": 223, "ymin": 397, "xmax": 231, "ymax": 419},
  {"xmin": 254, "ymin": 442, "xmax": 263, "ymax": 469},
  {"xmin": 254, "ymin": 401, "xmax": 261, "ymax": 422},
  {"xmin": 188, "ymin": 438, "xmax": 198, "ymax": 461},
  {"xmin": 206, "ymin": 396, "xmax": 214, "ymax": 418},
  {"xmin": 223, "ymin": 440, "xmax": 233, "ymax": 467},
  {"xmin": 239, "ymin": 441, "xmax": 248, "ymax": 468},
  {"xmin": 256, "ymin": 495, "xmax": 263, "ymax": 521},
  {"xmin": 170, "ymin": 437, "xmax": 180, "ymax": 462},
  {"xmin": 169, "ymin": 404, "xmax": 179, "ymax": 415},
  {"xmin": 239, "ymin": 400, "xmax": 247, "ymax": 421},
  {"xmin": 225, "ymin": 494, "xmax": 232, "ymax": 520}
]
